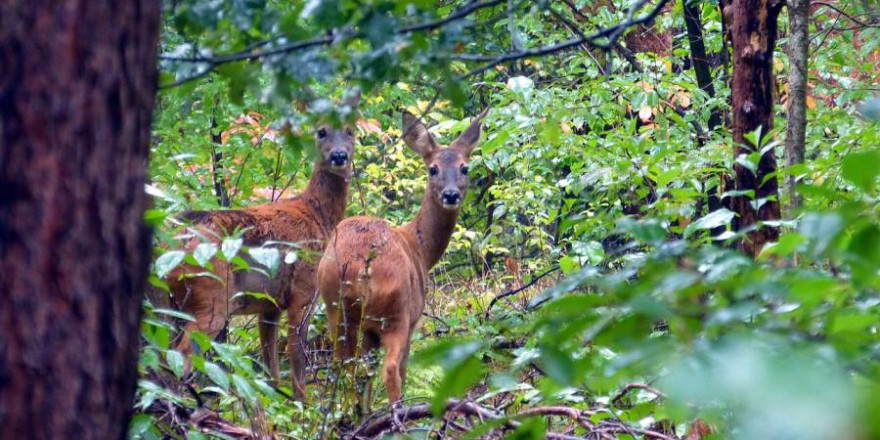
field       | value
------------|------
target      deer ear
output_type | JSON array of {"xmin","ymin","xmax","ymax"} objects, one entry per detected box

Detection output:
[
  {"xmin": 343, "ymin": 88, "xmax": 361, "ymax": 109},
  {"xmin": 402, "ymin": 111, "xmax": 437, "ymax": 160},
  {"xmin": 450, "ymin": 108, "xmax": 489, "ymax": 157}
]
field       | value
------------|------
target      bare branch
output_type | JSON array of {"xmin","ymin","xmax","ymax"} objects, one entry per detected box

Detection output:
[
  {"xmin": 485, "ymin": 266, "xmax": 560, "ymax": 317},
  {"xmin": 458, "ymin": 0, "xmax": 670, "ymax": 79}
]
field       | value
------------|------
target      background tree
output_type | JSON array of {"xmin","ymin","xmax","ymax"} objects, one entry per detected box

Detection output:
[
  {"xmin": 785, "ymin": 0, "xmax": 810, "ymax": 212},
  {"xmin": 0, "ymin": 1, "xmax": 160, "ymax": 438},
  {"xmin": 726, "ymin": 0, "xmax": 784, "ymax": 256}
]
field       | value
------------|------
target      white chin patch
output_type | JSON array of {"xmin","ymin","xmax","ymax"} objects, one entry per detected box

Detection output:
[
  {"xmin": 330, "ymin": 164, "xmax": 347, "ymax": 171},
  {"xmin": 441, "ymin": 202, "xmax": 461, "ymax": 210}
]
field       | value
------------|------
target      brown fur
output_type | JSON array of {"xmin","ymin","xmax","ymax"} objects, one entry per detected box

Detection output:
[
  {"xmin": 164, "ymin": 93, "xmax": 360, "ymax": 399},
  {"xmin": 317, "ymin": 109, "xmax": 488, "ymax": 410}
]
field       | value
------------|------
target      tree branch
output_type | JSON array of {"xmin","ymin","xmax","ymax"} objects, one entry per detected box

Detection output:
[
  {"xmin": 457, "ymin": 0, "xmax": 670, "ymax": 79},
  {"xmin": 485, "ymin": 266, "xmax": 560, "ymax": 317}
]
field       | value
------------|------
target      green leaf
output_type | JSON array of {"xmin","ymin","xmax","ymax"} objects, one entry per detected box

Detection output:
[
  {"xmin": 841, "ymin": 150, "xmax": 880, "ymax": 192},
  {"xmin": 232, "ymin": 374, "xmax": 257, "ymax": 403},
  {"xmin": 128, "ymin": 414, "xmax": 154, "ymax": 438},
  {"xmin": 153, "ymin": 308, "xmax": 195, "ymax": 322},
  {"xmin": 538, "ymin": 345, "xmax": 576, "ymax": 386},
  {"xmin": 221, "ymin": 238, "xmax": 243, "ymax": 260},
  {"xmin": 248, "ymin": 247, "xmax": 281, "ymax": 274},
  {"xmin": 799, "ymin": 213, "xmax": 843, "ymax": 256},
  {"xmin": 186, "ymin": 430, "xmax": 208, "ymax": 440},
  {"xmin": 166, "ymin": 350, "xmax": 185, "ymax": 378},
  {"xmin": 504, "ymin": 417, "xmax": 547, "ymax": 440},
  {"xmin": 431, "ymin": 356, "xmax": 485, "ymax": 415},
  {"xmin": 558, "ymin": 256, "xmax": 579, "ymax": 275},
  {"xmin": 155, "ymin": 251, "xmax": 185, "ymax": 278},
  {"xmin": 204, "ymin": 362, "xmax": 230, "ymax": 391},
  {"xmin": 193, "ymin": 243, "xmax": 218, "ymax": 267},
  {"xmin": 685, "ymin": 209, "xmax": 734, "ymax": 237}
]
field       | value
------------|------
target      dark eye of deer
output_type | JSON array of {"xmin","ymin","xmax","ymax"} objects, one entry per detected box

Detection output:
[
  {"xmin": 429, "ymin": 166, "xmax": 439, "ymax": 176},
  {"xmin": 460, "ymin": 166, "xmax": 469, "ymax": 176},
  {"xmin": 318, "ymin": 128, "xmax": 327, "ymax": 139},
  {"xmin": 346, "ymin": 127, "xmax": 354, "ymax": 137}
]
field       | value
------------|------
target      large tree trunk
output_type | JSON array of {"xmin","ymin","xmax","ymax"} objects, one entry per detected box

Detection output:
[
  {"xmin": 0, "ymin": 1, "xmax": 160, "ymax": 439},
  {"xmin": 785, "ymin": 0, "xmax": 810, "ymax": 212},
  {"xmin": 729, "ymin": 0, "xmax": 783, "ymax": 256}
]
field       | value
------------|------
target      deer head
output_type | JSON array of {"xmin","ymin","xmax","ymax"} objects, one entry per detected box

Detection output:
[
  {"xmin": 402, "ymin": 108, "xmax": 488, "ymax": 210},
  {"xmin": 315, "ymin": 90, "xmax": 361, "ymax": 178}
]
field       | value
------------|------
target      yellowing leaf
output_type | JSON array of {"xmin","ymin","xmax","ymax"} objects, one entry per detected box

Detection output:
[
  {"xmin": 639, "ymin": 105, "xmax": 654, "ymax": 123},
  {"xmin": 806, "ymin": 96, "xmax": 817, "ymax": 110}
]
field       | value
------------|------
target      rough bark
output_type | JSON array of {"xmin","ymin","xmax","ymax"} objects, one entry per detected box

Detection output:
[
  {"xmin": 0, "ymin": 1, "xmax": 160, "ymax": 439},
  {"xmin": 729, "ymin": 0, "xmax": 783, "ymax": 256},
  {"xmin": 785, "ymin": 0, "xmax": 810, "ymax": 212}
]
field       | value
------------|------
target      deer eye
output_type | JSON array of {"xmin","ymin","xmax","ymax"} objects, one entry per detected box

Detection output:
[
  {"xmin": 429, "ymin": 166, "xmax": 439, "ymax": 176},
  {"xmin": 317, "ymin": 128, "xmax": 327, "ymax": 139},
  {"xmin": 460, "ymin": 166, "xmax": 469, "ymax": 176},
  {"xmin": 346, "ymin": 127, "xmax": 354, "ymax": 137}
]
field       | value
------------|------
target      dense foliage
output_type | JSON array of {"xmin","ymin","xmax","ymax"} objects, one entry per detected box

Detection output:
[{"xmin": 135, "ymin": 1, "xmax": 880, "ymax": 439}]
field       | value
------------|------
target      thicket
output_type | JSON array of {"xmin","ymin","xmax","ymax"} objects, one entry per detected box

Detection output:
[{"xmin": 135, "ymin": 1, "xmax": 880, "ymax": 439}]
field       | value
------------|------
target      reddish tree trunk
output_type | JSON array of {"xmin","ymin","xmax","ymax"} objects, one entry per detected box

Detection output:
[
  {"xmin": 728, "ymin": 0, "xmax": 783, "ymax": 256},
  {"xmin": 0, "ymin": 1, "xmax": 160, "ymax": 439}
]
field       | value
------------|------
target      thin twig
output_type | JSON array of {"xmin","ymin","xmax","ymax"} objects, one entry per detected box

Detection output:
[{"xmin": 485, "ymin": 266, "xmax": 560, "ymax": 317}]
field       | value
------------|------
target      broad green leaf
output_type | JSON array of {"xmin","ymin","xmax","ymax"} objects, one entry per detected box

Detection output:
[
  {"xmin": 128, "ymin": 414, "xmax": 154, "ymax": 438},
  {"xmin": 685, "ymin": 209, "xmax": 734, "ymax": 237},
  {"xmin": 232, "ymin": 374, "xmax": 257, "ymax": 403},
  {"xmin": 153, "ymin": 308, "xmax": 195, "ymax": 322},
  {"xmin": 166, "ymin": 350, "xmax": 185, "ymax": 378},
  {"xmin": 841, "ymin": 150, "xmax": 880, "ymax": 192},
  {"xmin": 155, "ymin": 251, "xmax": 185, "ymax": 278},
  {"xmin": 193, "ymin": 243, "xmax": 218, "ymax": 267},
  {"xmin": 203, "ymin": 362, "xmax": 229, "ymax": 391},
  {"xmin": 248, "ymin": 247, "xmax": 281, "ymax": 274},
  {"xmin": 221, "ymin": 238, "xmax": 243, "ymax": 260}
]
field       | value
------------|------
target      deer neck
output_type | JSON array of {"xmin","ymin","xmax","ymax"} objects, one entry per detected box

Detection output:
[
  {"xmin": 401, "ymin": 191, "xmax": 460, "ymax": 271},
  {"xmin": 300, "ymin": 162, "xmax": 349, "ymax": 231}
]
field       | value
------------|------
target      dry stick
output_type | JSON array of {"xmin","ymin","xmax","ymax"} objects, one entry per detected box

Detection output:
[
  {"xmin": 484, "ymin": 266, "xmax": 560, "ymax": 317},
  {"xmin": 610, "ymin": 382, "xmax": 666, "ymax": 408},
  {"xmin": 551, "ymin": 4, "xmax": 643, "ymax": 73},
  {"xmin": 351, "ymin": 398, "xmax": 674, "ymax": 440}
]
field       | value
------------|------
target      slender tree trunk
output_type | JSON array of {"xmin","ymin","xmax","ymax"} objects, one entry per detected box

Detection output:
[
  {"xmin": 682, "ymin": 0, "xmax": 729, "ymax": 238},
  {"xmin": 682, "ymin": 0, "xmax": 723, "ymax": 133},
  {"xmin": 729, "ymin": 0, "xmax": 783, "ymax": 257},
  {"xmin": 0, "ymin": 1, "xmax": 160, "ymax": 439},
  {"xmin": 786, "ymin": 0, "xmax": 810, "ymax": 212}
]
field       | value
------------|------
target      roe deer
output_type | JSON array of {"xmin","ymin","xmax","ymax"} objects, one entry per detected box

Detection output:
[
  {"xmin": 316, "ymin": 108, "xmax": 488, "ymax": 411},
  {"xmin": 164, "ymin": 92, "xmax": 360, "ymax": 399}
]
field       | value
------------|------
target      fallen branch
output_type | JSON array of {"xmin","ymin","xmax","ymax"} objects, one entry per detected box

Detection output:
[
  {"xmin": 349, "ymin": 398, "xmax": 676, "ymax": 439},
  {"xmin": 611, "ymin": 382, "xmax": 666, "ymax": 408}
]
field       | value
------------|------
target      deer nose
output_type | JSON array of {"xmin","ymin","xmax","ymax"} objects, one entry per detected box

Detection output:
[
  {"xmin": 441, "ymin": 190, "xmax": 461, "ymax": 206},
  {"xmin": 329, "ymin": 151, "xmax": 348, "ymax": 166}
]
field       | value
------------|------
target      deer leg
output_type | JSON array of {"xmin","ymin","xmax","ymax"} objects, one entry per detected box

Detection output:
[
  {"xmin": 287, "ymin": 302, "xmax": 312, "ymax": 400},
  {"xmin": 398, "ymin": 338, "xmax": 412, "ymax": 391},
  {"xmin": 258, "ymin": 310, "xmax": 281, "ymax": 383},
  {"xmin": 379, "ymin": 325, "xmax": 409, "ymax": 405},
  {"xmin": 356, "ymin": 331, "xmax": 380, "ymax": 418}
]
